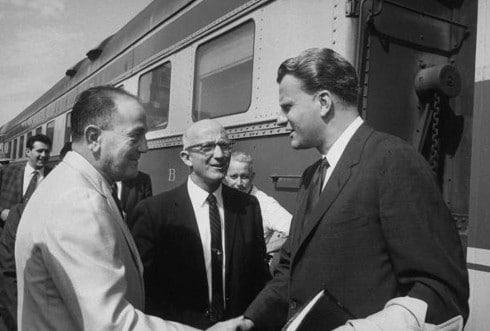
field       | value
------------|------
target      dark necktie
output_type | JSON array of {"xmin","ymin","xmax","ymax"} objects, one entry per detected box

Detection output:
[
  {"xmin": 207, "ymin": 194, "xmax": 224, "ymax": 322},
  {"xmin": 305, "ymin": 158, "xmax": 330, "ymax": 218},
  {"xmin": 111, "ymin": 183, "xmax": 124, "ymax": 218},
  {"xmin": 23, "ymin": 170, "xmax": 39, "ymax": 203}
]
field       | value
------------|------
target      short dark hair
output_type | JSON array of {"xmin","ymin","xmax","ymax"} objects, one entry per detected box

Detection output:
[
  {"xmin": 277, "ymin": 48, "xmax": 359, "ymax": 106},
  {"xmin": 71, "ymin": 86, "xmax": 139, "ymax": 140},
  {"xmin": 26, "ymin": 134, "xmax": 52, "ymax": 150}
]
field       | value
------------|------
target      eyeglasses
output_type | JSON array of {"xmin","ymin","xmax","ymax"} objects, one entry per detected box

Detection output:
[{"xmin": 185, "ymin": 140, "xmax": 235, "ymax": 155}]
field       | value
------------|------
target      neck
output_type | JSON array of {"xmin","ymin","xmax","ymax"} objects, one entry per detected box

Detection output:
[
  {"xmin": 318, "ymin": 108, "xmax": 358, "ymax": 155},
  {"xmin": 190, "ymin": 173, "xmax": 221, "ymax": 193}
]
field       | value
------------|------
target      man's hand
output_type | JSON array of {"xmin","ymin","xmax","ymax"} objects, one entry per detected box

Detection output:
[
  {"xmin": 1, "ymin": 209, "xmax": 10, "ymax": 221},
  {"xmin": 206, "ymin": 316, "xmax": 254, "ymax": 331}
]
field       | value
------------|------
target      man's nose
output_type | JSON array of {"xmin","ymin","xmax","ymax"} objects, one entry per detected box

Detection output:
[
  {"xmin": 138, "ymin": 136, "xmax": 148, "ymax": 153},
  {"xmin": 213, "ymin": 144, "xmax": 225, "ymax": 158},
  {"xmin": 276, "ymin": 111, "xmax": 288, "ymax": 127}
]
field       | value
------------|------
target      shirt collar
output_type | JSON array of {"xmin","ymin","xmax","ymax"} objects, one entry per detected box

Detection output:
[
  {"xmin": 187, "ymin": 176, "xmax": 223, "ymax": 207},
  {"xmin": 324, "ymin": 116, "xmax": 364, "ymax": 167},
  {"xmin": 24, "ymin": 162, "xmax": 44, "ymax": 176}
]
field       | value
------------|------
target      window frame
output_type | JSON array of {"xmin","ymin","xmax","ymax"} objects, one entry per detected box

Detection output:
[
  {"xmin": 192, "ymin": 20, "xmax": 255, "ymax": 121},
  {"xmin": 138, "ymin": 61, "xmax": 172, "ymax": 131}
]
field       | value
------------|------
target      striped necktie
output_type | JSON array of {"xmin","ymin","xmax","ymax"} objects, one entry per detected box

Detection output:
[
  {"xmin": 23, "ymin": 170, "xmax": 39, "ymax": 203},
  {"xmin": 207, "ymin": 193, "xmax": 224, "ymax": 322}
]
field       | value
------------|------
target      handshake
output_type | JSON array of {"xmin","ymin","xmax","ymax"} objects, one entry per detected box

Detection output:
[{"xmin": 205, "ymin": 316, "xmax": 254, "ymax": 331}]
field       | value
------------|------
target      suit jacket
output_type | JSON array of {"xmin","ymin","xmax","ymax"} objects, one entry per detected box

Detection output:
[
  {"xmin": 0, "ymin": 203, "xmax": 24, "ymax": 331},
  {"xmin": 15, "ymin": 151, "xmax": 196, "ymax": 331},
  {"xmin": 245, "ymin": 124, "xmax": 469, "ymax": 330},
  {"xmin": 130, "ymin": 182, "xmax": 271, "ymax": 329},
  {"xmin": 0, "ymin": 165, "xmax": 52, "ymax": 222},
  {"xmin": 122, "ymin": 171, "xmax": 152, "ymax": 225}
]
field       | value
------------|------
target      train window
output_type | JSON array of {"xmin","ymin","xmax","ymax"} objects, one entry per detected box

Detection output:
[
  {"xmin": 193, "ymin": 21, "xmax": 255, "ymax": 121},
  {"xmin": 138, "ymin": 62, "xmax": 171, "ymax": 130},
  {"xmin": 6, "ymin": 141, "xmax": 11, "ymax": 159},
  {"xmin": 19, "ymin": 136, "xmax": 25, "ymax": 159},
  {"xmin": 46, "ymin": 120, "xmax": 55, "ymax": 143},
  {"xmin": 12, "ymin": 139, "xmax": 17, "ymax": 160},
  {"xmin": 65, "ymin": 112, "xmax": 72, "ymax": 142},
  {"xmin": 27, "ymin": 131, "xmax": 32, "ymax": 141},
  {"xmin": 36, "ymin": 126, "xmax": 42, "ymax": 134}
]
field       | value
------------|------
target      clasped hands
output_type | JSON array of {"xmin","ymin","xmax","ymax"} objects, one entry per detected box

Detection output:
[{"xmin": 206, "ymin": 316, "xmax": 254, "ymax": 331}]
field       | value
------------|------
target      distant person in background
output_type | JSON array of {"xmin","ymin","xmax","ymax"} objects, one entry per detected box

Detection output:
[
  {"xmin": 0, "ymin": 134, "xmax": 52, "ymax": 230},
  {"xmin": 15, "ymin": 86, "xmax": 196, "ymax": 331},
  {"xmin": 224, "ymin": 151, "xmax": 291, "ymax": 260}
]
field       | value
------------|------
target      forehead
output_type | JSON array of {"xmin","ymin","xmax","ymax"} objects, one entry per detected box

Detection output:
[
  {"xmin": 279, "ymin": 75, "xmax": 311, "ymax": 103},
  {"xmin": 31, "ymin": 141, "xmax": 50, "ymax": 150},
  {"xmin": 187, "ymin": 123, "xmax": 227, "ymax": 144},
  {"xmin": 228, "ymin": 160, "xmax": 251, "ymax": 173},
  {"xmin": 112, "ymin": 95, "xmax": 147, "ymax": 131}
]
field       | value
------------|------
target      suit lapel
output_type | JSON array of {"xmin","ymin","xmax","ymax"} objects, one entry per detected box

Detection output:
[
  {"xmin": 293, "ymin": 124, "xmax": 374, "ymax": 259},
  {"xmin": 222, "ymin": 186, "xmax": 238, "ymax": 278},
  {"xmin": 178, "ymin": 184, "xmax": 209, "ymax": 290}
]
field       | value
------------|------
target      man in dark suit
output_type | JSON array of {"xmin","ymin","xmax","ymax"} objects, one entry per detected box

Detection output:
[
  {"xmin": 0, "ymin": 134, "xmax": 52, "ymax": 229},
  {"xmin": 211, "ymin": 48, "xmax": 469, "ymax": 331},
  {"xmin": 130, "ymin": 119, "xmax": 270, "ymax": 329},
  {"xmin": 0, "ymin": 134, "xmax": 52, "ymax": 330},
  {"xmin": 121, "ymin": 171, "xmax": 152, "ymax": 224}
]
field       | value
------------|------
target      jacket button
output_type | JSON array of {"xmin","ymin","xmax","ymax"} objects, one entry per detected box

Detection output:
[{"xmin": 290, "ymin": 300, "xmax": 297, "ymax": 310}]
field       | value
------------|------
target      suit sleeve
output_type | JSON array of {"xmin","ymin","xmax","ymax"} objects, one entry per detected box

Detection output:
[
  {"xmin": 243, "ymin": 168, "xmax": 315, "ymax": 330},
  {"xmin": 378, "ymin": 143, "xmax": 469, "ymax": 324},
  {"xmin": 43, "ymin": 189, "xmax": 197, "ymax": 331},
  {"xmin": 249, "ymin": 195, "xmax": 272, "ymax": 288}
]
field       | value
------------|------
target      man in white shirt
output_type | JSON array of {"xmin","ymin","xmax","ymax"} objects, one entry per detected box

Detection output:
[
  {"xmin": 224, "ymin": 151, "xmax": 291, "ymax": 256},
  {"xmin": 210, "ymin": 48, "xmax": 468, "ymax": 331},
  {"xmin": 130, "ymin": 119, "xmax": 270, "ymax": 329}
]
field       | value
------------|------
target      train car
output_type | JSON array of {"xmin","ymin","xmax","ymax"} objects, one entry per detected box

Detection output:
[{"xmin": 0, "ymin": 0, "xmax": 485, "ymax": 328}]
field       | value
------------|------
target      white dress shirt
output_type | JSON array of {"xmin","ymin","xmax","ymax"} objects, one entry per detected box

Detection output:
[
  {"xmin": 187, "ymin": 177, "xmax": 226, "ymax": 305},
  {"xmin": 322, "ymin": 116, "xmax": 364, "ymax": 190},
  {"xmin": 22, "ymin": 162, "xmax": 45, "ymax": 195}
]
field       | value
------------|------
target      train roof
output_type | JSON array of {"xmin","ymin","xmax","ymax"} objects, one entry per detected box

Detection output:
[{"xmin": 1, "ymin": 0, "xmax": 194, "ymax": 135}]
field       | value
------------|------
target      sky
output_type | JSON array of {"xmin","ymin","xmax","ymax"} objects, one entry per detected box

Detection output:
[{"xmin": 0, "ymin": 0, "xmax": 153, "ymax": 127}]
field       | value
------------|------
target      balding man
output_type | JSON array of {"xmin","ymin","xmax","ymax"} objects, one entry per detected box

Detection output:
[
  {"xmin": 130, "ymin": 119, "xmax": 270, "ymax": 329},
  {"xmin": 15, "ymin": 86, "xmax": 197, "ymax": 331}
]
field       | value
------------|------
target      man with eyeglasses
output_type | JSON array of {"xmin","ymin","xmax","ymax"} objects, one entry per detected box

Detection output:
[
  {"xmin": 15, "ymin": 86, "xmax": 197, "ymax": 331},
  {"xmin": 130, "ymin": 119, "xmax": 271, "ymax": 329}
]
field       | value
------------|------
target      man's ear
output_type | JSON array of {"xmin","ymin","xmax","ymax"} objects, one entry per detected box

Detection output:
[
  {"xmin": 84, "ymin": 125, "xmax": 102, "ymax": 153},
  {"xmin": 318, "ymin": 90, "xmax": 333, "ymax": 117},
  {"xmin": 179, "ymin": 150, "xmax": 193, "ymax": 167}
]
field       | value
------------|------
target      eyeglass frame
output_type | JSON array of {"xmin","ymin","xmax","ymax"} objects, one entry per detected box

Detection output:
[{"xmin": 184, "ymin": 139, "xmax": 235, "ymax": 155}]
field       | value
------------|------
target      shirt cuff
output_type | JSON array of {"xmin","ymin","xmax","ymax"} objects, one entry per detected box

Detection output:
[{"xmin": 346, "ymin": 296, "xmax": 427, "ymax": 331}]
